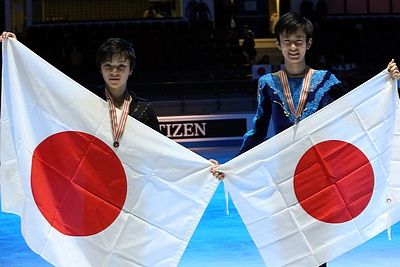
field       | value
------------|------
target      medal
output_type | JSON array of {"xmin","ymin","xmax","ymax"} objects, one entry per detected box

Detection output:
[
  {"xmin": 105, "ymin": 89, "xmax": 132, "ymax": 148},
  {"xmin": 278, "ymin": 67, "xmax": 314, "ymax": 124}
]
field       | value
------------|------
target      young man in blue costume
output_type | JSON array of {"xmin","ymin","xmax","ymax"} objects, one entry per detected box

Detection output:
[
  {"xmin": 211, "ymin": 12, "xmax": 399, "ymax": 173},
  {"xmin": 240, "ymin": 11, "xmax": 343, "ymax": 154},
  {"xmin": 239, "ymin": 11, "xmax": 399, "ymax": 154},
  {"xmin": 210, "ymin": 12, "xmax": 400, "ymax": 266}
]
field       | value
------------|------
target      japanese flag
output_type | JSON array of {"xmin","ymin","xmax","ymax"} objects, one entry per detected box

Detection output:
[
  {"xmin": 219, "ymin": 70, "xmax": 400, "ymax": 266},
  {"xmin": 1, "ymin": 39, "xmax": 219, "ymax": 266}
]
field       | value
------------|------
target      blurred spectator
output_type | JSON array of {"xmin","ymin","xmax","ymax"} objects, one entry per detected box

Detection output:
[
  {"xmin": 186, "ymin": 0, "xmax": 212, "ymax": 28},
  {"xmin": 224, "ymin": 0, "xmax": 236, "ymax": 29},
  {"xmin": 241, "ymin": 26, "xmax": 257, "ymax": 65},
  {"xmin": 257, "ymin": 54, "xmax": 270, "ymax": 65},
  {"xmin": 198, "ymin": 0, "xmax": 212, "ymax": 24},
  {"xmin": 143, "ymin": 5, "xmax": 164, "ymax": 18},
  {"xmin": 270, "ymin": 12, "xmax": 279, "ymax": 34},
  {"xmin": 186, "ymin": 0, "xmax": 200, "ymax": 24}
]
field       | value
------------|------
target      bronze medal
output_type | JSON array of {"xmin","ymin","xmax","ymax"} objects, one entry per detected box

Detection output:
[{"xmin": 105, "ymin": 89, "xmax": 132, "ymax": 148}]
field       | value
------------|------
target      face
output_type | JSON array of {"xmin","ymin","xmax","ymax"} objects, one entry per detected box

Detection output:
[
  {"xmin": 277, "ymin": 30, "xmax": 312, "ymax": 65},
  {"xmin": 100, "ymin": 54, "xmax": 132, "ymax": 93}
]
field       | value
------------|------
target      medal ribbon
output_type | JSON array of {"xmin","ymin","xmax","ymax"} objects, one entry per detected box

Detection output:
[
  {"xmin": 278, "ymin": 67, "xmax": 314, "ymax": 123},
  {"xmin": 105, "ymin": 89, "xmax": 132, "ymax": 147}
]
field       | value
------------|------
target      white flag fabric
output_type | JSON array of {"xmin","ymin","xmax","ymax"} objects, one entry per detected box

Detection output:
[
  {"xmin": 219, "ymin": 71, "xmax": 400, "ymax": 267},
  {"xmin": 1, "ymin": 39, "xmax": 219, "ymax": 266}
]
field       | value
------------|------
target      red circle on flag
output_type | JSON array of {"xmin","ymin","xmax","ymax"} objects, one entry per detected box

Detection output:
[
  {"xmin": 294, "ymin": 140, "xmax": 374, "ymax": 223},
  {"xmin": 31, "ymin": 131, "xmax": 127, "ymax": 236}
]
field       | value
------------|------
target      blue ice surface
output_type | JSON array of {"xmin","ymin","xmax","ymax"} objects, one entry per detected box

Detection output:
[{"xmin": 1, "ymin": 144, "xmax": 399, "ymax": 266}]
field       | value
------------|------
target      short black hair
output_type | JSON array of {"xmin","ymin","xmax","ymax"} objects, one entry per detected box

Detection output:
[
  {"xmin": 96, "ymin": 38, "xmax": 136, "ymax": 70},
  {"xmin": 274, "ymin": 12, "xmax": 313, "ymax": 43}
]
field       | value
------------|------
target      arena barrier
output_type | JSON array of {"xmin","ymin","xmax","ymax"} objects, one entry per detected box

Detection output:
[{"xmin": 158, "ymin": 113, "xmax": 255, "ymax": 145}]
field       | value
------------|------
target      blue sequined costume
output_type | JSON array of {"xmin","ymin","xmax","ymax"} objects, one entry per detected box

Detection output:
[{"xmin": 239, "ymin": 70, "xmax": 346, "ymax": 154}]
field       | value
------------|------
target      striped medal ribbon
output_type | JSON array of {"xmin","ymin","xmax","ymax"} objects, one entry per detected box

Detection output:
[
  {"xmin": 278, "ymin": 67, "xmax": 314, "ymax": 125},
  {"xmin": 105, "ymin": 89, "xmax": 132, "ymax": 148}
]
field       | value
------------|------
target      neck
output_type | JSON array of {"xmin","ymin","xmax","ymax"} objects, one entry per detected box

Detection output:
[
  {"xmin": 106, "ymin": 88, "xmax": 126, "ymax": 108},
  {"xmin": 284, "ymin": 64, "xmax": 307, "ymax": 77}
]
